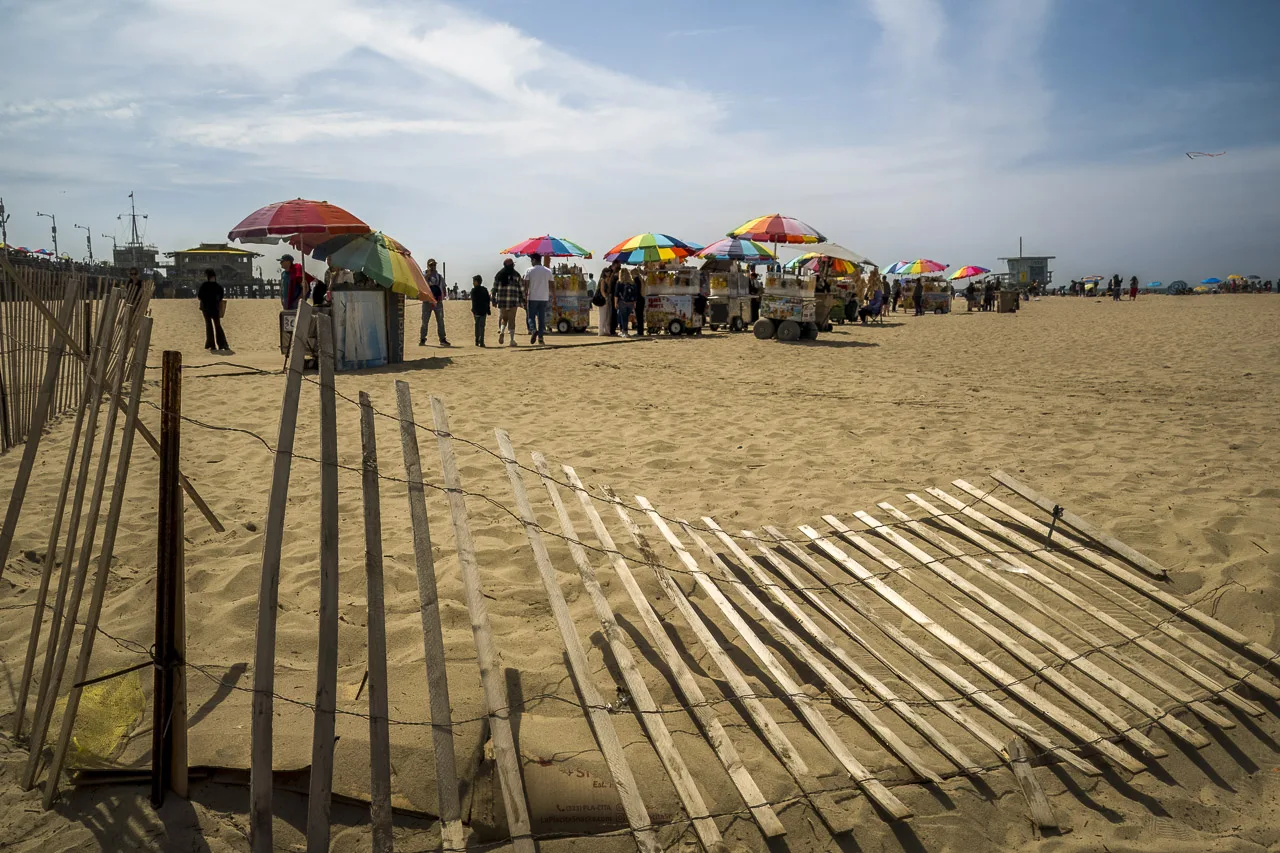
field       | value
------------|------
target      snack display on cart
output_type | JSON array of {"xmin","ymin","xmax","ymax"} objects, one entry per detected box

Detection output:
[
  {"xmin": 705, "ymin": 268, "xmax": 752, "ymax": 331},
  {"xmin": 643, "ymin": 267, "xmax": 706, "ymax": 336},
  {"xmin": 754, "ymin": 270, "xmax": 821, "ymax": 341},
  {"xmin": 551, "ymin": 263, "xmax": 591, "ymax": 333}
]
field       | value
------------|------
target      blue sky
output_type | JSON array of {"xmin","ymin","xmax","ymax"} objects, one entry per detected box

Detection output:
[{"xmin": 1, "ymin": 0, "xmax": 1277, "ymax": 284}]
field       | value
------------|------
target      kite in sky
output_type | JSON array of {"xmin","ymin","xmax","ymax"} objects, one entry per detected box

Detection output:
[{"xmin": 1186, "ymin": 151, "xmax": 1226, "ymax": 159}]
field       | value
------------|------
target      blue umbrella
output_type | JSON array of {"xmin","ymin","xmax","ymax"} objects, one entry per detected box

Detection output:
[
  {"xmin": 1145, "ymin": 281, "xmax": 1162, "ymax": 288},
  {"xmin": 1201, "ymin": 277, "xmax": 1222, "ymax": 284}
]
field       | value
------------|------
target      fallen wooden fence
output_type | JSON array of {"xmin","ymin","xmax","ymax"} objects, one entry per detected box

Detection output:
[{"xmin": 4, "ymin": 319, "xmax": 1280, "ymax": 851}]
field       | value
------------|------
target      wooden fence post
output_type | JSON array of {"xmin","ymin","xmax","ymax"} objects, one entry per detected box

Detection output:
[{"xmin": 152, "ymin": 350, "xmax": 184, "ymax": 806}]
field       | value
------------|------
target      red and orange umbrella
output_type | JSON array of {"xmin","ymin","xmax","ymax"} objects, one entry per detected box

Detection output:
[{"xmin": 228, "ymin": 198, "xmax": 369, "ymax": 244}]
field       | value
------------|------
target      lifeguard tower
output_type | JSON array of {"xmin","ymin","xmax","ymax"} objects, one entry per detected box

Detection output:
[{"xmin": 998, "ymin": 245, "xmax": 1054, "ymax": 291}]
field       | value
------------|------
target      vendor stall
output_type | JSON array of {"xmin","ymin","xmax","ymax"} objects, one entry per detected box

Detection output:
[
  {"xmin": 705, "ymin": 268, "xmax": 752, "ymax": 331},
  {"xmin": 754, "ymin": 270, "xmax": 819, "ymax": 341},
  {"xmin": 551, "ymin": 264, "xmax": 591, "ymax": 333}
]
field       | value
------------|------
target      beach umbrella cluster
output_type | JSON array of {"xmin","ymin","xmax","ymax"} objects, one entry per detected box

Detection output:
[{"xmin": 229, "ymin": 198, "xmax": 431, "ymax": 300}]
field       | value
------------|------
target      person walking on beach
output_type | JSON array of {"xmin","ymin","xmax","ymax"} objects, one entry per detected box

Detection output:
[
  {"xmin": 891, "ymin": 281, "xmax": 902, "ymax": 312},
  {"xmin": 523, "ymin": 252, "xmax": 553, "ymax": 345},
  {"xmin": 912, "ymin": 279, "xmax": 925, "ymax": 316},
  {"xmin": 198, "ymin": 268, "xmax": 230, "ymax": 353},
  {"xmin": 125, "ymin": 267, "xmax": 146, "ymax": 304},
  {"xmin": 470, "ymin": 274, "xmax": 491, "ymax": 346},
  {"xmin": 493, "ymin": 257, "xmax": 523, "ymax": 346},
  {"xmin": 616, "ymin": 270, "xmax": 639, "ymax": 337},
  {"xmin": 1129, "ymin": 276, "xmax": 1139, "ymax": 300},
  {"xmin": 420, "ymin": 259, "xmax": 450, "ymax": 346}
]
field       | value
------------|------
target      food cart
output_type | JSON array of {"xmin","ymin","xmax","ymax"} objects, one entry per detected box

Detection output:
[
  {"xmin": 753, "ymin": 271, "xmax": 820, "ymax": 341},
  {"xmin": 279, "ymin": 278, "xmax": 406, "ymax": 370},
  {"xmin": 643, "ymin": 267, "xmax": 705, "ymax": 335},
  {"xmin": 705, "ymin": 267, "xmax": 752, "ymax": 331},
  {"xmin": 901, "ymin": 277, "xmax": 952, "ymax": 314},
  {"xmin": 550, "ymin": 263, "xmax": 591, "ymax": 333}
]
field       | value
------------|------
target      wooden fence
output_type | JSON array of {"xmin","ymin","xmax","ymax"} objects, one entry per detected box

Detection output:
[{"xmin": 3, "ymin": 297, "xmax": 1280, "ymax": 852}]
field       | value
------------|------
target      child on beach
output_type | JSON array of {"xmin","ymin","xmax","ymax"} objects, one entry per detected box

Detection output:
[{"xmin": 470, "ymin": 274, "xmax": 491, "ymax": 346}]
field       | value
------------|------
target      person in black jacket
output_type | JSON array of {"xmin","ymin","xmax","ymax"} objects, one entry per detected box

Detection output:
[
  {"xmin": 470, "ymin": 274, "xmax": 491, "ymax": 346},
  {"xmin": 198, "ymin": 268, "xmax": 230, "ymax": 352},
  {"xmin": 912, "ymin": 279, "xmax": 925, "ymax": 316}
]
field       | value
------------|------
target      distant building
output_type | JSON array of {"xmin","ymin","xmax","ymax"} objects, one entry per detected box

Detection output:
[{"xmin": 166, "ymin": 242, "xmax": 261, "ymax": 293}]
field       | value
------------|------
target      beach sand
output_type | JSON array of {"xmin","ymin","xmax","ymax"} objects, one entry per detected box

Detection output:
[{"xmin": 2, "ymin": 294, "xmax": 1278, "ymax": 852}]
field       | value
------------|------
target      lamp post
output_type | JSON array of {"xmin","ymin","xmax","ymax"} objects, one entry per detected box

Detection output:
[
  {"xmin": 36, "ymin": 210, "xmax": 58, "ymax": 259},
  {"xmin": 74, "ymin": 223, "xmax": 94, "ymax": 264},
  {"xmin": 0, "ymin": 197, "xmax": 10, "ymax": 258}
]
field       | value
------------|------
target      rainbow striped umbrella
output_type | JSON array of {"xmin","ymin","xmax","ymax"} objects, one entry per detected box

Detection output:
[
  {"xmin": 880, "ymin": 260, "xmax": 908, "ymax": 275},
  {"xmin": 786, "ymin": 252, "xmax": 860, "ymax": 275},
  {"xmin": 896, "ymin": 258, "xmax": 947, "ymax": 276},
  {"xmin": 501, "ymin": 235, "xmax": 591, "ymax": 258},
  {"xmin": 696, "ymin": 237, "xmax": 776, "ymax": 263},
  {"xmin": 728, "ymin": 214, "xmax": 825, "ymax": 245},
  {"xmin": 309, "ymin": 231, "xmax": 430, "ymax": 300},
  {"xmin": 604, "ymin": 232, "xmax": 701, "ymax": 264},
  {"xmin": 948, "ymin": 265, "xmax": 990, "ymax": 280},
  {"xmin": 1081, "ymin": 275, "xmax": 1104, "ymax": 282}
]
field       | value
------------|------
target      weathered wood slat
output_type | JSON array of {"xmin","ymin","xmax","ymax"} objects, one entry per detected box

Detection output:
[
  {"xmin": 250, "ymin": 297, "xmax": 314, "ymax": 852},
  {"xmin": 929, "ymin": 485, "xmax": 1253, "ymax": 722},
  {"xmin": 804, "ymin": 523, "xmax": 1144, "ymax": 774},
  {"xmin": 531, "ymin": 454, "xmax": 721, "ymax": 849},
  {"xmin": 953, "ymin": 480, "xmax": 1280, "ymax": 699},
  {"xmin": 637, "ymin": 497, "xmax": 912, "ymax": 821},
  {"xmin": 358, "ymin": 392, "xmax": 394, "ymax": 853},
  {"xmin": 394, "ymin": 382, "xmax": 464, "ymax": 851},
  {"xmin": 703, "ymin": 518, "xmax": 982, "ymax": 776},
  {"xmin": 753, "ymin": 525, "xmax": 1011, "ymax": 761},
  {"xmin": 766, "ymin": 529, "xmax": 1100, "ymax": 777},
  {"xmin": 429, "ymin": 398, "xmax": 535, "ymax": 853},
  {"xmin": 915, "ymin": 489, "xmax": 1238, "ymax": 729},
  {"xmin": 495, "ymin": 433, "xmax": 660, "ymax": 853},
  {"xmin": 884, "ymin": 498, "xmax": 1208, "ymax": 750},
  {"xmin": 597, "ymin": 484, "xmax": 857, "ymax": 835},
  {"xmin": 1007, "ymin": 737, "xmax": 1058, "ymax": 833},
  {"xmin": 559, "ymin": 468, "xmax": 786, "ymax": 838},
  {"xmin": 678, "ymin": 519, "xmax": 945, "ymax": 784},
  {"xmin": 42, "ymin": 317, "xmax": 153, "ymax": 808}
]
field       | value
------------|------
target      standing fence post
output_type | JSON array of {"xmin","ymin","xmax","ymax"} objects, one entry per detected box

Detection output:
[{"xmin": 152, "ymin": 350, "xmax": 185, "ymax": 806}]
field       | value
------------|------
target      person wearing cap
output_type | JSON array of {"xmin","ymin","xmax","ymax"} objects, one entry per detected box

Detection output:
[
  {"xmin": 420, "ymin": 258, "xmax": 450, "ymax": 346},
  {"xmin": 492, "ymin": 257, "xmax": 524, "ymax": 346},
  {"xmin": 279, "ymin": 255, "xmax": 306, "ymax": 310}
]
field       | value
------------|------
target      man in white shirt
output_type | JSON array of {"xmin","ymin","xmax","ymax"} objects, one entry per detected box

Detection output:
[{"xmin": 523, "ymin": 253, "xmax": 554, "ymax": 345}]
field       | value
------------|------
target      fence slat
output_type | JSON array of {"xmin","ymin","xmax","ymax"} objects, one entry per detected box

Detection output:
[
  {"xmin": 393, "ymin": 381, "xmax": 464, "ymax": 851},
  {"xmin": 428, "ymin": 397, "xmax": 534, "ymax": 853}
]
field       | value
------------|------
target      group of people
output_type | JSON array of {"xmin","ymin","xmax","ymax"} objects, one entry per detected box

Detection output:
[
  {"xmin": 448, "ymin": 253, "xmax": 556, "ymax": 347},
  {"xmin": 963, "ymin": 279, "xmax": 1003, "ymax": 312}
]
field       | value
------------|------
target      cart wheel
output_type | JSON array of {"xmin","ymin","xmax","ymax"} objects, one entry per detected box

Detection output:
[
  {"xmin": 802, "ymin": 324, "xmax": 820, "ymax": 340},
  {"xmin": 730, "ymin": 316, "xmax": 745, "ymax": 333},
  {"xmin": 777, "ymin": 320, "xmax": 802, "ymax": 342},
  {"xmin": 574, "ymin": 326, "xmax": 588, "ymax": 333},
  {"xmin": 667, "ymin": 318, "xmax": 685, "ymax": 336},
  {"xmin": 753, "ymin": 318, "xmax": 776, "ymax": 339},
  {"xmin": 556, "ymin": 319, "xmax": 571, "ymax": 334}
]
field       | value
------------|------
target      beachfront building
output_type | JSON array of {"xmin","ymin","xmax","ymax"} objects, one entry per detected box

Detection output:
[
  {"xmin": 166, "ymin": 242, "xmax": 261, "ymax": 296},
  {"xmin": 999, "ymin": 254, "xmax": 1055, "ymax": 291}
]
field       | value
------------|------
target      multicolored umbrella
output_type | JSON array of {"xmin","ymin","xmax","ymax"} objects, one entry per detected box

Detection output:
[
  {"xmin": 228, "ymin": 198, "xmax": 369, "ymax": 244},
  {"xmin": 309, "ymin": 231, "xmax": 430, "ymax": 301},
  {"xmin": 604, "ymin": 232, "xmax": 702, "ymax": 265},
  {"xmin": 695, "ymin": 237, "xmax": 776, "ymax": 263},
  {"xmin": 948, "ymin": 265, "xmax": 991, "ymax": 280},
  {"xmin": 895, "ymin": 258, "xmax": 947, "ymax": 276},
  {"xmin": 881, "ymin": 260, "xmax": 909, "ymax": 275},
  {"xmin": 501, "ymin": 235, "xmax": 592, "ymax": 259},
  {"xmin": 728, "ymin": 214, "xmax": 825, "ymax": 245},
  {"xmin": 785, "ymin": 252, "xmax": 860, "ymax": 275},
  {"xmin": 1081, "ymin": 275, "xmax": 1105, "ymax": 283}
]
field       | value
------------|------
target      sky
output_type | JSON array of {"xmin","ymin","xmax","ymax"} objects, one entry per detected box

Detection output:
[{"xmin": 1, "ymin": 0, "xmax": 1278, "ymax": 285}]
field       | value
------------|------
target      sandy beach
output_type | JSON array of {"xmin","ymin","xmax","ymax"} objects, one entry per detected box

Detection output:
[{"xmin": 2, "ymin": 294, "xmax": 1279, "ymax": 852}]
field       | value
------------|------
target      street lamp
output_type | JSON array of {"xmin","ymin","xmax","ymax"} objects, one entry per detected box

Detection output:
[
  {"xmin": 36, "ymin": 210, "xmax": 58, "ymax": 259},
  {"xmin": 74, "ymin": 223, "xmax": 94, "ymax": 264}
]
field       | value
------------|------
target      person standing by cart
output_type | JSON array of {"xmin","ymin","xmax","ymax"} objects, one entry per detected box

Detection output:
[
  {"xmin": 602, "ymin": 261, "xmax": 622, "ymax": 335},
  {"xmin": 420, "ymin": 259, "xmax": 450, "ymax": 346},
  {"xmin": 523, "ymin": 252, "xmax": 553, "ymax": 345},
  {"xmin": 912, "ymin": 279, "xmax": 925, "ymax": 316},
  {"xmin": 493, "ymin": 257, "xmax": 523, "ymax": 346},
  {"xmin": 470, "ymin": 274, "xmax": 491, "ymax": 346},
  {"xmin": 631, "ymin": 268, "xmax": 647, "ymax": 335},
  {"xmin": 594, "ymin": 265, "xmax": 612, "ymax": 336},
  {"xmin": 616, "ymin": 268, "xmax": 639, "ymax": 337}
]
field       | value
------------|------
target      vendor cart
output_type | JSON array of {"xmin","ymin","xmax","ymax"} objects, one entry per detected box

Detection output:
[
  {"xmin": 902, "ymin": 278, "xmax": 952, "ymax": 314},
  {"xmin": 551, "ymin": 264, "xmax": 591, "ymax": 333},
  {"xmin": 643, "ymin": 267, "xmax": 705, "ymax": 336},
  {"xmin": 705, "ymin": 269, "xmax": 752, "ymax": 331},
  {"xmin": 753, "ymin": 271, "xmax": 820, "ymax": 341}
]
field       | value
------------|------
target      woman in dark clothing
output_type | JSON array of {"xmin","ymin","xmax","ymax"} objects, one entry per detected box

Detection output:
[
  {"xmin": 198, "ymin": 268, "xmax": 229, "ymax": 352},
  {"xmin": 912, "ymin": 279, "xmax": 925, "ymax": 316}
]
